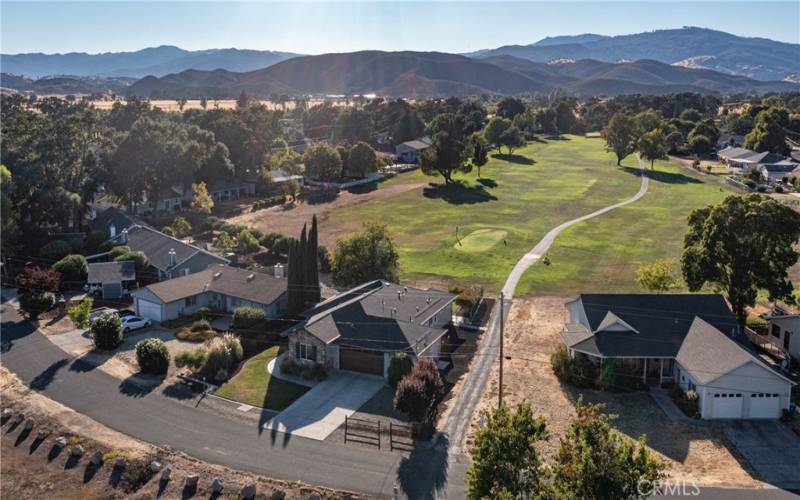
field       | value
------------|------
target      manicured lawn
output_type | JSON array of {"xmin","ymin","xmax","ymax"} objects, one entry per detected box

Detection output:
[
  {"xmin": 516, "ymin": 158, "xmax": 734, "ymax": 296},
  {"xmin": 335, "ymin": 135, "xmax": 642, "ymax": 292},
  {"xmin": 213, "ymin": 346, "xmax": 309, "ymax": 411}
]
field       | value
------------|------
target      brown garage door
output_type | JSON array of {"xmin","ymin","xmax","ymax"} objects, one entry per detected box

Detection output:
[{"xmin": 340, "ymin": 348, "xmax": 384, "ymax": 376}]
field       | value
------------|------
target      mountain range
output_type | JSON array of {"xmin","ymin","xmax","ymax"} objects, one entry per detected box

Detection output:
[
  {"xmin": 0, "ymin": 46, "xmax": 300, "ymax": 78},
  {"xmin": 467, "ymin": 27, "xmax": 800, "ymax": 82},
  {"xmin": 124, "ymin": 51, "xmax": 797, "ymax": 99}
]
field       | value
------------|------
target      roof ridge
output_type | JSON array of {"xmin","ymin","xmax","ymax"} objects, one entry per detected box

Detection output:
[
  {"xmin": 305, "ymin": 281, "xmax": 383, "ymax": 327},
  {"xmin": 127, "ymin": 224, "xmax": 229, "ymax": 264}
]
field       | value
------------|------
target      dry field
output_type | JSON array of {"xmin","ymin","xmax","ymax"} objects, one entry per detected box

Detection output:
[
  {"xmin": 466, "ymin": 297, "xmax": 764, "ymax": 488},
  {"xmin": 87, "ymin": 98, "xmax": 355, "ymax": 112}
]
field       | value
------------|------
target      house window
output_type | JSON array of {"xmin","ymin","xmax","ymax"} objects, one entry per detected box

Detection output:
[
  {"xmin": 185, "ymin": 295, "xmax": 197, "ymax": 307},
  {"xmin": 771, "ymin": 324, "xmax": 781, "ymax": 338},
  {"xmin": 688, "ymin": 381, "xmax": 696, "ymax": 392},
  {"xmin": 296, "ymin": 342, "xmax": 317, "ymax": 361}
]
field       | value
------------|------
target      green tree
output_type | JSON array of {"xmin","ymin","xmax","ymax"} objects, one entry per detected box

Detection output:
[
  {"xmin": 636, "ymin": 259, "xmax": 681, "ymax": 293},
  {"xmin": 170, "ymin": 216, "xmax": 193, "ymax": 238},
  {"xmin": 53, "ymin": 254, "xmax": 89, "ymax": 285},
  {"xmin": 393, "ymin": 358, "xmax": 443, "ymax": 431},
  {"xmin": 419, "ymin": 113, "xmax": 472, "ymax": 185},
  {"xmin": 303, "ymin": 142, "xmax": 343, "ymax": 181},
  {"xmin": 744, "ymin": 107, "xmax": 791, "ymax": 155},
  {"xmin": 387, "ymin": 352, "xmax": 414, "ymax": 388},
  {"xmin": 496, "ymin": 97, "xmax": 526, "ymax": 120},
  {"xmin": 67, "ymin": 297, "xmax": 94, "ymax": 329},
  {"xmin": 40, "ymin": 240, "xmax": 72, "ymax": 262},
  {"xmin": 499, "ymin": 125, "xmax": 524, "ymax": 154},
  {"xmin": 236, "ymin": 229, "xmax": 260, "ymax": 254},
  {"xmin": 602, "ymin": 113, "xmax": 636, "ymax": 165},
  {"xmin": 551, "ymin": 401, "xmax": 664, "ymax": 500},
  {"xmin": 216, "ymin": 232, "xmax": 234, "ymax": 252},
  {"xmin": 471, "ymin": 133, "xmax": 489, "ymax": 178},
  {"xmin": 636, "ymin": 129, "xmax": 668, "ymax": 169},
  {"xmin": 681, "ymin": 194, "xmax": 800, "ymax": 325},
  {"xmin": 331, "ymin": 222, "xmax": 399, "ymax": 287},
  {"xmin": 345, "ymin": 142, "xmax": 378, "ymax": 178},
  {"xmin": 113, "ymin": 250, "xmax": 150, "ymax": 273},
  {"xmin": 191, "ymin": 181, "xmax": 214, "ymax": 214},
  {"xmin": 484, "ymin": 117, "xmax": 512, "ymax": 152},
  {"xmin": 689, "ymin": 134, "xmax": 713, "ymax": 156},
  {"xmin": 91, "ymin": 311, "xmax": 123, "ymax": 350},
  {"xmin": 679, "ymin": 108, "xmax": 703, "ymax": 122},
  {"xmin": 633, "ymin": 109, "xmax": 662, "ymax": 137},
  {"xmin": 467, "ymin": 402, "xmax": 549, "ymax": 499},
  {"xmin": 306, "ymin": 214, "xmax": 321, "ymax": 305}
]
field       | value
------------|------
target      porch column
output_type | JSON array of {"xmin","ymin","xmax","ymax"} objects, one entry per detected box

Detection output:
[
  {"xmin": 643, "ymin": 358, "xmax": 647, "ymax": 384},
  {"xmin": 659, "ymin": 358, "xmax": 664, "ymax": 386}
]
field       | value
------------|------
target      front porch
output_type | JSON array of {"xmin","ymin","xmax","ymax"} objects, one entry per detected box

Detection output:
[{"xmin": 575, "ymin": 351, "xmax": 676, "ymax": 386}]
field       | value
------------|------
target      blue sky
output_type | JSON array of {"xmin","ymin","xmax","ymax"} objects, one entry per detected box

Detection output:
[{"xmin": 2, "ymin": 1, "xmax": 798, "ymax": 55}]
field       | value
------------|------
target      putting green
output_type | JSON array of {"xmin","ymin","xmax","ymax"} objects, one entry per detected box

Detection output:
[{"xmin": 455, "ymin": 229, "xmax": 508, "ymax": 252}]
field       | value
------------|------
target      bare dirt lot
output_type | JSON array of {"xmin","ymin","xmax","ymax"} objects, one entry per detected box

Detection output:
[
  {"xmin": 467, "ymin": 297, "xmax": 764, "ymax": 488},
  {"xmin": 0, "ymin": 368, "xmax": 367, "ymax": 499},
  {"xmin": 229, "ymin": 183, "xmax": 423, "ymax": 247}
]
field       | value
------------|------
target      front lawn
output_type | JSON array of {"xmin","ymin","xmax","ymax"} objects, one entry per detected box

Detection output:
[{"xmin": 213, "ymin": 346, "xmax": 309, "ymax": 411}]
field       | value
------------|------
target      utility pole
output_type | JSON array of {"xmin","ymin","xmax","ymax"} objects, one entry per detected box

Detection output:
[{"xmin": 498, "ymin": 291, "xmax": 504, "ymax": 408}]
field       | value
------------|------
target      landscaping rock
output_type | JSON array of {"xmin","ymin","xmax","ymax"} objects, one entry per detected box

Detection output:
[
  {"xmin": 2, "ymin": 408, "xmax": 13, "ymax": 420},
  {"xmin": 185, "ymin": 474, "xmax": 199, "ymax": 488},
  {"xmin": 211, "ymin": 477, "xmax": 223, "ymax": 493},
  {"xmin": 54, "ymin": 436, "xmax": 67, "ymax": 448},
  {"xmin": 12, "ymin": 413, "xmax": 23, "ymax": 424},
  {"xmin": 36, "ymin": 430, "xmax": 47, "ymax": 440},
  {"xmin": 149, "ymin": 460, "xmax": 162, "ymax": 473},
  {"xmin": 90, "ymin": 451, "xmax": 103, "ymax": 465},
  {"xmin": 241, "ymin": 482, "xmax": 256, "ymax": 498},
  {"xmin": 24, "ymin": 417, "xmax": 35, "ymax": 430},
  {"xmin": 115, "ymin": 457, "xmax": 126, "ymax": 468},
  {"xmin": 271, "ymin": 489, "xmax": 286, "ymax": 500},
  {"xmin": 161, "ymin": 465, "xmax": 172, "ymax": 481},
  {"xmin": 71, "ymin": 444, "xmax": 84, "ymax": 457}
]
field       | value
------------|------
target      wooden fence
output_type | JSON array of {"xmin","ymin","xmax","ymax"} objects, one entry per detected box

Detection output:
[{"xmin": 344, "ymin": 416, "xmax": 381, "ymax": 449}]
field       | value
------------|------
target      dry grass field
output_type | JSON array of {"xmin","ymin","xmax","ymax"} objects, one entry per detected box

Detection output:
[{"xmin": 87, "ymin": 98, "xmax": 354, "ymax": 112}]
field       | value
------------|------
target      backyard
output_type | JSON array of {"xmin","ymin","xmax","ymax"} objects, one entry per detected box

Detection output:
[{"xmin": 213, "ymin": 346, "xmax": 310, "ymax": 411}]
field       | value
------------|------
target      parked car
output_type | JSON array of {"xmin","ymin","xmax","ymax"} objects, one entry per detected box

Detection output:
[
  {"xmin": 121, "ymin": 315, "xmax": 151, "ymax": 333},
  {"xmin": 89, "ymin": 307, "xmax": 119, "ymax": 325}
]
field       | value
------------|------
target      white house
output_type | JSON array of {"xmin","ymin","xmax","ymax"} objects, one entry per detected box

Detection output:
[
  {"xmin": 562, "ymin": 294, "xmax": 795, "ymax": 419},
  {"xmin": 762, "ymin": 307, "xmax": 799, "ymax": 363}
]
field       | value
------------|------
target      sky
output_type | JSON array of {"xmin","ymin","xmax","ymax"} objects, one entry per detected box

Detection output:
[{"xmin": 1, "ymin": 1, "xmax": 799, "ymax": 55}]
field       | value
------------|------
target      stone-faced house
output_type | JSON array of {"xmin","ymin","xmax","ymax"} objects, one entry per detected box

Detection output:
[{"xmin": 285, "ymin": 280, "xmax": 456, "ymax": 378}]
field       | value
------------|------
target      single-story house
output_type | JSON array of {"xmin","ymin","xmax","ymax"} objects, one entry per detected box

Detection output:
[
  {"xmin": 758, "ymin": 161, "xmax": 800, "ymax": 184},
  {"xmin": 131, "ymin": 264, "xmax": 287, "ymax": 322},
  {"xmin": 718, "ymin": 146, "xmax": 756, "ymax": 167},
  {"xmin": 762, "ymin": 307, "xmax": 799, "ymax": 363},
  {"xmin": 110, "ymin": 225, "xmax": 229, "ymax": 281},
  {"xmin": 206, "ymin": 178, "xmax": 256, "ymax": 202},
  {"xmin": 562, "ymin": 294, "xmax": 795, "ymax": 419},
  {"xmin": 267, "ymin": 168, "xmax": 305, "ymax": 187},
  {"xmin": 86, "ymin": 261, "xmax": 136, "ymax": 299},
  {"xmin": 137, "ymin": 178, "xmax": 256, "ymax": 214},
  {"xmin": 285, "ymin": 280, "xmax": 456, "ymax": 378},
  {"xmin": 395, "ymin": 137, "xmax": 431, "ymax": 164},
  {"xmin": 90, "ymin": 206, "xmax": 148, "ymax": 239}
]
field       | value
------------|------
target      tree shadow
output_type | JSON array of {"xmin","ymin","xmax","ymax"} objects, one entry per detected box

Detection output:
[
  {"xmin": 14, "ymin": 427, "xmax": 31, "ymax": 447},
  {"xmin": 397, "ymin": 434, "xmax": 450, "ymax": 499},
  {"xmin": 0, "ymin": 314, "xmax": 36, "ymax": 353},
  {"xmin": 305, "ymin": 188, "xmax": 339, "ymax": 205},
  {"xmin": 64, "ymin": 454, "xmax": 81, "ymax": 470},
  {"xmin": 108, "ymin": 464, "xmax": 124, "ymax": 487},
  {"xmin": 491, "ymin": 153, "xmax": 535, "ymax": 165},
  {"xmin": 29, "ymin": 358, "xmax": 70, "ymax": 390},
  {"xmin": 347, "ymin": 182, "xmax": 379, "ymax": 194},
  {"xmin": 422, "ymin": 182, "xmax": 497, "ymax": 205},
  {"xmin": 620, "ymin": 165, "xmax": 702, "ymax": 184},
  {"xmin": 29, "ymin": 435, "xmax": 45, "ymax": 454},
  {"xmin": 161, "ymin": 381, "xmax": 198, "ymax": 401},
  {"xmin": 476, "ymin": 178, "xmax": 497, "ymax": 189},
  {"xmin": 545, "ymin": 134, "xmax": 570, "ymax": 141},
  {"xmin": 83, "ymin": 462, "xmax": 101, "ymax": 483},
  {"xmin": 118, "ymin": 374, "xmax": 164, "ymax": 398},
  {"xmin": 47, "ymin": 444, "xmax": 64, "ymax": 462},
  {"xmin": 69, "ymin": 351, "xmax": 106, "ymax": 373},
  {"xmin": 181, "ymin": 483, "xmax": 197, "ymax": 499}
]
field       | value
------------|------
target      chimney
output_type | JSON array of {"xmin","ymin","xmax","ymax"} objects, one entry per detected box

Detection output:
[
  {"xmin": 109, "ymin": 224, "xmax": 116, "ymax": 238},
  {"xmin": 168, "ymin": 248, "xmax": 177, "ymax": 267},
  {"xmin": 121, "ymin": 228, "xmax": 128, "ymax": 244},
  {"xmin": 274, "ymin": 263, "xmax": 284, "ymax": 279}
]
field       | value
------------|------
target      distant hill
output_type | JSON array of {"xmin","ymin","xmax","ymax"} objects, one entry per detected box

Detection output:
[
  {"xmin": 0, "ymin": 46, "xmax": 301, "ymax": 78},
  {"xmin": 467, "ymin": 27, "xmax": 800, "ymax": 81},
  {"xmin": 0, "ymin": 73, "xmax": 135, "ymax": 95},
  {"xmin": 126, "ymin": 51, "xmax": 798, "ymax": 99}
]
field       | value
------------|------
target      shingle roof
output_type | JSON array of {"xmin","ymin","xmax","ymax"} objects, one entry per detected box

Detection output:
[
  {"xmin": 91, "ymin": 207, "xmax": 146, "ymax": 236},
  {"xmin": 116, "ymin": 225, "xmax": 228, "ymax": 272},
  {"xmin": 207, "ymin": 178, "xmax": 255, "ymax": 193},
  {"xmin": 87, "ymin": 261, "xmax": 136, "ymax": 284},
  {"xmin": 566, "ymin": 294, "xmax": 739, "ymax": 358},
  {"xmin": 718, "ymin": 147, "xmax": 755, "ymax": 160},
  {"xmin": 299, "ymin": 280, "xmax": 456, "ymax": 354},
  {"xmin": 133, "ymin": 265, "xmax": 286, "ymax": 305},
  {"xmin": 398, "ymin": 139, "xmax": 431, "ymax": 151}
]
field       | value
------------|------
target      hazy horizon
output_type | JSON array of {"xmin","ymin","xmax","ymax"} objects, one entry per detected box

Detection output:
[{"xmin": 2, "ymin": 1, "xmax": 799, "ymax": 56}]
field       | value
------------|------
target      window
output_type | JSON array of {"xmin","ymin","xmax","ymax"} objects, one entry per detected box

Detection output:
[
  {"xmin": 185, "ymin": 295, "xmax": 197, "ymax": 307},
  {"xmin": 771, "ymin": 324, "xmax": 781, "ymax": 338},
  {"xmin": 295, "ymin": 342, "xmax": 317, "ymax": 361}
]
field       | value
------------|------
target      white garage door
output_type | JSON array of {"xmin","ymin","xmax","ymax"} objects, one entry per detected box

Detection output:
[
  {"xmin": 747, "ymin": 393, "xmax": 781, "ymax": 419},
  {"xmin": 136, "ymin": 299, "xmax": 162, "ymax": 322},
  {"xmin": 709, "ymin": 392, "xmax": 743, "ymax": 419}
]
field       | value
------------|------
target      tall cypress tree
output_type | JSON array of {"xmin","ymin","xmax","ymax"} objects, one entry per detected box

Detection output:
[
  {"xmin": 287, "ymin": 237, "xmax": 301, "ymax": 315},
  {"xmin": 298, "ymin": 224, "xmax": 308, "ymax": 307},
  {"xmin": 307, "ymin": 215, "xmax": 321, "ymax": 304}
]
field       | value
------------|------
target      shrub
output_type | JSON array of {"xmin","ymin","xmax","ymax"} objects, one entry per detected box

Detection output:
[
  {"xmin": 53, "ymin": 254, "xmax": 89, "ymax": 285},
  {"xmin": 108, "ymin": 245, "xmax": 132, "ymax": 259},
  {"xmin": 135, "ymin": 338, "xmax": 170, "ymax": 375},
  {"xmin": 201, "ymin": 216, "xmax": 224, "ymax": 232},
  {"xmin": 251, "ymin": 196, "xmax": 284, "ymax": 211},
  {"xmin": 746, "ymin": 317, "xmax": 769, "ymax": 335},
  {"xmin": 280, "ymin": 355, "xmax": 302, "ymax": 375},
  {"xmin": 174, "ymin": 348, "xmax": 208, "ymax": 371},
  {"xmin": 40, "ymin": 240, "xmax": 72, "ymax": 262},
  {"xmin": 201, "ymin": 333, "xmax": 243, "ymax": 378},
  {"xmin": 232, "ymin": 307, "xmax": 266, "ymax": 330},
  {"xmin": 16, "ymin": 266, "xmax": 61, "ymax": 293},
  {"xmin": 775, "ymin": 185, "xmax": 784, "ymax": 193},
  {"xmin": 757, "ymin": 185, "xmax": 767, "ymax": 193},
  {"xmin": 551, "ymin": 345, "xmax": 595, "ymax": 388},
  {"xmin": 68, "ymin": 297, "xmax": 94, "ymax": 329},
  {"xmin": 175, "ymin": 326, "xmax": 216, "ymax": 342},
  {"xmin": 318, "ymin": 245, "xmax": 332, "ymax": 273},
  {"xmin": 113, "ymin": 250, "xmax": 149, "ymax": 272},
  {"xmin": 394, "ymin": 358, "xmax": 443, "ymax": 426},
  {"xmin": 236, "ymin": 229, "xmax": 260, "ymax": 254},
  {"xmin": 196, "ymin": 307, "xmax": 212, "ymax": 320},
  {"xmin": 387, "ymin": 352, "xmax": 414, "ymax": 387},
  {"xmin": 92, "ymin": 312, "xmax": 123, "ymax": 350},
  {"xmin": 161, "ymin": 226, "xmax": 176, "ymax": 236},
  {"xmin": 191, "ymin": 319, "xmax": 211, "ymax": 331},
  {"xmin": 745, "ymin": 180, "xmax": 757, "ymax": 189},
  {"xmin": 18, "ymin": 291, "xmax": 56, "ymax": 319},
  {"xmin": 456, "ymin": 285, "xmax": 482, "ymax": 309},
  {"xmin": 301, "ymin": 362, "xmax": 328, "ymax": 381},
  {"xmin": 170, "ymin": 216, "xmax": 192, "ymax": 238}
]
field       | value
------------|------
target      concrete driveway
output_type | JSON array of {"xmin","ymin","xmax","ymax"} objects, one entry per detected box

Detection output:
[
  {"xmin": 722, "ymin": 420, "xmax": 800, "ymax": 490},
  {"xmin": 263, "ymin": 370, "xmax": 384, "ymax": 440}
]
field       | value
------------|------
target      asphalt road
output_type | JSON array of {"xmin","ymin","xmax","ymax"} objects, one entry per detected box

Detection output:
[{"xmin": 0, "ymin": 300, "xmax": 466, "ymax": 499}]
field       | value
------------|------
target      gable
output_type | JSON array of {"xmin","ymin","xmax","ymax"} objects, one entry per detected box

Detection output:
[
  {"xmin": 594, "ymin": 311, "xmax": 638, "ymax": 333},
  {"xmin": 710, "ymin": 361, "xmax": 793, "ymax": 393}
]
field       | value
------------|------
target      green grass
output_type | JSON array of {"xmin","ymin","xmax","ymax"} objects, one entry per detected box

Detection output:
[
  {"xmin": 213, "ymin": 346, "xmax": 309, "ymax": 411},
  {"xmin": 516, "ymin": 158, "xmax": 733, "ymax": 296},
  {"xmin": 337, "ymin": 135, "xmax": 643, "ymax": 292},
  {"xmin": 455, "ymin": 229, "xmax": 508, "ymax": 252}
]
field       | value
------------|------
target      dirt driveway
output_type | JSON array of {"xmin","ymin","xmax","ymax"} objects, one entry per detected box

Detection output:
[
  {"xmin": 229, "ymin": 183, "xmax": 422, "ymax": 247},
  {"xmin": 468, "ymin": 297, "xmax": 762, "ymax": 488}
]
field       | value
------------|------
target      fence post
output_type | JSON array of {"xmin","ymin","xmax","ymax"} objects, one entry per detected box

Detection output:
[
  {"xmin": 377, "ymin": 420, "xmax": 381, "ymax": 450},
  {"xmin": 389, "ymin": 422, "xmax": 393, "ymax": 451},
  {"xmin": 344, "ymin": 416, "xmax": 348, "ymax": 444}
]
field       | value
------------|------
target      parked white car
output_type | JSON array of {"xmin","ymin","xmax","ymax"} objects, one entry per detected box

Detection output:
[
  {"xmin": 121, "ymin": 315, "xmax": 151, "ymax": 333},
  {"xmin": 89, "ymin": 307, "xmax": 119, "ymax": 325}
]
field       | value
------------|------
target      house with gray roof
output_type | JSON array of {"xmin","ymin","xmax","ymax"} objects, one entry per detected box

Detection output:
[
  {"xmin": 395, "ymin": 137, "xmax": 431, "ymax": 164},
  {"xmin": 110, "ymin": 225, "xmax": 229, "ymax": 281},
  {"xmin": 86, "ymin": 261, "xmax": 136, "ymax": 299},
  {"xmin": 285, "ymin": 280, "xmax": 456, "ymax": 378},
  {"xmin": 131, "ymin": 264, "xmax": 287, "ymax": 322},
  {"xmin": 562, "ymin": 294, "xmax": 795, "ymax": 419}
]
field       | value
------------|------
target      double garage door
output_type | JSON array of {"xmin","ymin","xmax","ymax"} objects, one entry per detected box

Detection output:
[
  {"xmin": 339, "ymin": 348, "xmax": 384, "ymax": 376},
  {"xmin": 709, "ymin": 391, "xmax": 781, "ymax": 419},
  {"xmin": 136, "ymin": 299, "xmax": 163, "ymax": 323}
]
